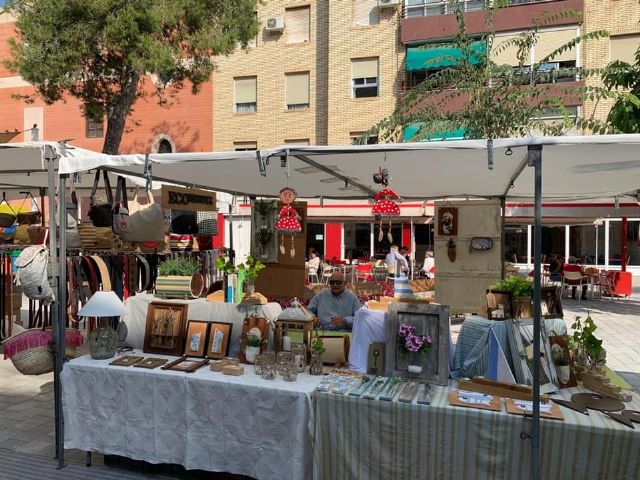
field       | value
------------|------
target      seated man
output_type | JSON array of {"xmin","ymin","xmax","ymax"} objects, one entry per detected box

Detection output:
[{"xmin": 307, "ymin": 271, "xmax": 362, "ymax": 330}]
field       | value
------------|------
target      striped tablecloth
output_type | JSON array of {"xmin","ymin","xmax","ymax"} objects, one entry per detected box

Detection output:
[{"xmin": 313, "ymin": 386, "xmax": 640, "ymax": 480}]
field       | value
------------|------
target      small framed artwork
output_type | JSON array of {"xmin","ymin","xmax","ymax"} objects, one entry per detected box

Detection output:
[
  {"xmin": 437, "ymin": 206, "xmax": 458, "ymax": 236},
  {"xmin": 168, "ymin": 358, "xmax": 209, "ymax": 373},
  {"xmin": 548, "ymin": 334, "xmax": 577, "ymax": 388},
  {"xmin": 206, "ymin": 322, "xmax": 233, "ymax": 359},
  {"xmin": 486, "ymin": 290, "xmax": 513, "ymax": 320},
  {"xmin": 143, "ymin": 302, "xmax": 189, "ymax": 356},
  {"xmin": 184, "ymin": 320, "xmax": 209, "ymax": 357},
  {"xmin": 541, "ymin": 286, "xmax": 563, "ymax": 319}
]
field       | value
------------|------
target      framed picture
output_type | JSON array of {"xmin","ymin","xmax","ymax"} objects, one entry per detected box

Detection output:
[
  {"xmin": 206, "ymin": 322, "xmax": 233, "ymax": 359},
  {"xmin": 506, "ymin": 318, "xmax": 559, "ymax": 393},
  {"xmin": 184, "ymin": 320, "xmax": 209, "ymax": 357},
  {"xmin": 541, "ymin": 286, "xmax": 563, "ymax": 318},
  {"xmin": 168, "ymin": 358, "xmax": 209, "ymax": 373},
  {"xmin": 384, "ymin": 302, "xmax": 449, "ymax": 385},
  {"xmin": 143, "ymin": 302, "xmax": 189, "ymax": 356},
  {"xmin": 548, "ymin": 334, "xmax": 577, "ymax": 388},
  {"xmin": 437, "ymin": 206, "xmax": 458, "ymax": 236},
  {"xmin": 486, "ymin": 290, "xmax": 513, "ymax": 320}
]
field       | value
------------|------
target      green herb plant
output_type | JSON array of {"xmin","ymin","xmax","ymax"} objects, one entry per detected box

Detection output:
[
  {"xmin": 158, "ymin": 258, "xmax": 201, "ymax": 277},
  {"xmin": 236, "ymin": 255, "xmax": 265, "ymax": 281},
  {"xmin": 246, "ymin": 332, "xmax": 262, "ymax": 348},
  {"xmin": 569, "ymin": 313, "xmax": 604, "ymax": 370},
  {"xmin": 551, "ymin": 344, "xmax": 569, "ymax": 367},
  {"xmin": 311, "ymin": 333, "xmax": 326, "ymax": 355},
  {"xmin": 490, "ymin": 275, "xmax": 533, "ymax": 297}
]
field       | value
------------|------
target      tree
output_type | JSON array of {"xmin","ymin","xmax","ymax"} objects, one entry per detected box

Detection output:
[
  {"xmin": 603, "ymin": 47, "xmax": 640, "ymax": 133},
  {"xmin": 365, "ymin": 2, "xmax": 619, "ymax": 145},
  {"xmin": 4, "ymin": 0, "xmax": 259, "ymax": 154}
]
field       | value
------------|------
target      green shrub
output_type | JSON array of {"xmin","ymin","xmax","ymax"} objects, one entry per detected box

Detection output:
[
  {"xmin": 490, "ymin": 275, "xmax": 533, "ymax": 297},
  {"xmin": 158, "ymin": 258, "xmax": 201, "ymax": 276}
]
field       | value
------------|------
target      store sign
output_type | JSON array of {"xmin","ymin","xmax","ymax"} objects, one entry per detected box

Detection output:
[{"xmin": 161, "ymin": 186, "xmax": 216, "ymax": 212}]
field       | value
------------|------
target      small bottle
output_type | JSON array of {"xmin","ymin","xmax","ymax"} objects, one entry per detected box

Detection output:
[
  {"xmin": 498, "ymin": 304, "xmax": 505, "ymax": 319},
  {"xmin": 282, "ymin": 327, "xmax": 291, "ymax": 351}
]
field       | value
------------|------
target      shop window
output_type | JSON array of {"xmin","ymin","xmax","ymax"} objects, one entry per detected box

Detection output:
[
  {"xmin": 306, "ymin": 223, "xmax": 325, "ymax": 258},
  {"xmin": 234, "ymin": 76, "xmax": 257, "ymax": 113},
  {"xmin": 504, "ymin": 225, "xmax": 528, "ymax": 264},
  {"xmin": 352, "ymin": 57, "xmax": 379, "ymax": 98},
  {"xmin": 344, "ymin": 223, "xmax": 373, "ymax": 261},
  {"xmin": 285, "ymin": 6, "xmax": 310, "ymax": 44}
]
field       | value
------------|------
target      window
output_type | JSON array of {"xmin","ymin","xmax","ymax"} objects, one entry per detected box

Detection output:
[
  {"xmin": 351, "ymin": 57, "xmax": 379, "ymax": 98},
  {"xmin": 157, "ymin": 139, "xmax": 172, "ymax": 153},
  {"xmin": 234, "ymin": 76, "xmax": 257, "ymax": 112},
  {"xmin": 285, "ymin": 72, "xmax": 310, "ymax": 110},
  {"xmin": 405, "ymin": 0, "xmax": 484, "ymax": 18},
  {"xmin": 234, "ymin": 141, "xmax": 257, "ymax": 151},
  {"xmin": 285, "ymin": 139, "xmax": 310, "ymax": 146},
  {"xmin": 350, "ymin": 132, "xmax": 378, "ymax": 144},
  {"xmin": 285, "ymin": 6, "xmax": 310, "ymax": 44},
  {"xmin": 533, "ymin": 28, "xmax": 577, "ymax": 64},
  {"xmin": 86, "ymin": 117, "xmax": 104, "ymax": 138},
  {"xmin": 237, "ymin": 12, "xmax": 258, "ymax": 49},
  {"xmin": 610, "ymin": 35, "xmax": 640, "ymax": 64},
  {"xmin": 352, "ymin": 0, "xmax": 379, "ymax": 27},
  {"xmin": 504, "ymin": 225, "xmax": 528, "ymax": 263}
]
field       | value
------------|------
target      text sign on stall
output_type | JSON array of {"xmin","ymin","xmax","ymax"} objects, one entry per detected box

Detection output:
[{"xmin": 161, "ymin": 186, "xmax": 217, "ymax": 212}]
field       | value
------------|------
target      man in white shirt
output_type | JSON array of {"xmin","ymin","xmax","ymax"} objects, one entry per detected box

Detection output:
[{"xmin": 385, "ymin": 245, "xmax": 408, "ymax": 276}]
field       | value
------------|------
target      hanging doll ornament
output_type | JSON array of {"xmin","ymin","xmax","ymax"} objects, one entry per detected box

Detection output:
[
  {"xmin": 275, "ymin": 187, "xmax": 302, "ymax": 258},
  {"xmin": 371, "ymin": 187, "xmax": 401, "ymax": 243}
]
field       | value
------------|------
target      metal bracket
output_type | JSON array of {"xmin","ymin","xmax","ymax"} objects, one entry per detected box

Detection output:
[{"xmin": 256, "ymin": 151, "xmax": 266, "ymax": 177}]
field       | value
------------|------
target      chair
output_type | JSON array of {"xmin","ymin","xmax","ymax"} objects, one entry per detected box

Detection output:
[
  {"xmin": 598, "ymin": 272, "xmax": 617, "ymax": 302},
  {"xmin": 342, "ymin": 265, "xmax": 355, "ymax": 284},
  {"xmin": 307, "ymin": 267, "xmax": 319, "ymax": 284},
  {"xmin": 355, "ymin": 263, "xmax": 373, "ymax": 283},
  {"xmin": 561, "ymin": 270, "xmax": 586, "ymax": 301},
  {"xmin": 321, "ymin": 264, "xmax": 336, "ymax": 284}
]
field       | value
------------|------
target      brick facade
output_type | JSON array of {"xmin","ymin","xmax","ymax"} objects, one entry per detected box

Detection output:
[
  {"xmin": 582, "ymin": 0, "xmax": 640, "ymax": 125},
  {"xmin": 212, "ymin": 1, "xmax": 403, "ymax": 149}
]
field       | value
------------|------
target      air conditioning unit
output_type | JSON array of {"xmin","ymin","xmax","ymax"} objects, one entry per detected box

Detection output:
[
  {"xmin": 265, "ymin": 16, "xmax": 285, "ymax": 32},
  {"xmin": 377, "ymin": 0, "xmax": 400, "ymax": 8}
]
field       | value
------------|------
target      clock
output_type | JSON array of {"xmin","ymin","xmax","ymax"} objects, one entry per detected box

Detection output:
[{"xmin": 470, "ymin": 237, "xmax": 493, "ymax": 251}]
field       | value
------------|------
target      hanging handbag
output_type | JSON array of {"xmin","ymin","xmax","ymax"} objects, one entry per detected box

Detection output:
[
  {"xmin": 0, "ymin": 194, "xmax": 16, "ymax": 228},
  {"xmin": 14, "ymin": 225, "xmax": 30, "ymax": 245},
  {"xmin": 87, "ymin": 170, "xmax": 114, "ymax": 227},
  {"xmin": 196, "ymin": 211, "xmax": 218, "ymax": 236},
  {"xmin": 16, "ymin": 192, "xmax": 42, "ymax": 225},
  {"xmin": 112, "ymin": 176, "xmax": 129, "ymax": 237},
  {"xmin": 170, "ymin": 210, "xmax": 198, "ymax": 235},
  {"xmin": 125, "ymin": 189, "xmax": 165, "ymax": 242}
]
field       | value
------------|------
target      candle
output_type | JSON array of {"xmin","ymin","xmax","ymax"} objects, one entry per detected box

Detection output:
[{"xmin": 282, "ymin": 335, "xmax": 291, "ymax": 351}]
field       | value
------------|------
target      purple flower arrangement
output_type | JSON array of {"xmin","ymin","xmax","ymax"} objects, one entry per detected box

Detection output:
[{"xmin": 398, "ymin": 324, "xmax": 432, "ymax": 354}]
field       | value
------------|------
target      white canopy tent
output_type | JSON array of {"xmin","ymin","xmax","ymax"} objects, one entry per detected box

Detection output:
[{"xmin": 3, "ymin": 134, "xmax": 640, "ymax": 478}]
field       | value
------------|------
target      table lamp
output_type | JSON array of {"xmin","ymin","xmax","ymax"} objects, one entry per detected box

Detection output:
[{"xmin": 78, "ymin": 291, "xmax": 125, "ymax": 360}]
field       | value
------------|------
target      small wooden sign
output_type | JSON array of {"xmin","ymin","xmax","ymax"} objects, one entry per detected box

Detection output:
[
  {"xmin": 161, "ymin": 185, "xmax": 216, "ymax": 212},
  {"xmin": 505, "ymin": 398, "xmax": 564, "ymax": 421},
  {"xmin": 448, "ymin": 390, "xmax": 502, "ymax": 412}
]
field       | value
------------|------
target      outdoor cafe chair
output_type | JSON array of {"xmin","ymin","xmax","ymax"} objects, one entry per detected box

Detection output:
[
  {"xmin": 321, "ymin": 264, "xmax": 336, "ymax": 284},
  {"xmin": 355, "ymin": 263, "xmax": 373, "ymax": 283},
  {"xmin": 561, "ymin": 270, "xmax": 587, "ymax": 301},
  {"xmin": 307, "ymin": 267, "xmax": 319, "ymax": 285}
]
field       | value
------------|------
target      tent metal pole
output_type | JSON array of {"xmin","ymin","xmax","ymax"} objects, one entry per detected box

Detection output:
[
  {"xmin": 45, "ymin": 146, "xmax": 65, "ymax": 468},
  {"xmin": 500, "ymin": 197, "xmax": 506, "ymax": 279},
  {"xmin": 528, "ymin": 145, "xmax": 542, "ymax": 480}
]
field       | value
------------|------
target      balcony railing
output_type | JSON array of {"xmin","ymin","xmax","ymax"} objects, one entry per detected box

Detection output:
[{"xmin": 403, "ymin": 0, "xmax": 560, "ymax": 19}]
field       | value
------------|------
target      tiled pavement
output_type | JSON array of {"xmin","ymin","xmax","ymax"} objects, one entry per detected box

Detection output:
[{"xmin": 0, "ymin": 279, "xmax": 638, "ymax": 477}]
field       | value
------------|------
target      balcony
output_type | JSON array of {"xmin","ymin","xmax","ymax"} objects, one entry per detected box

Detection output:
[{"xmin": 401, "ymin": 0, "xmax": 583, "ymax": 44}]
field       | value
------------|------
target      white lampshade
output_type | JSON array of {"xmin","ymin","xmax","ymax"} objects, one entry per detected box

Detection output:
[{"xmin": 78, "ymin": 291, "xmax": 125, "ymax": 317}]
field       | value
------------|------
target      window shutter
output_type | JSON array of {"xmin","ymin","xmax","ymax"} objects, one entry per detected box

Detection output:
[
  {"xmin": 235, "ymin": 77, "xmax": 257, "ymax": 103},
  {"xmin": 286, "ymin": 6, "xmax": 310, "ymax": 44},
  {"xmin": 492, "ymin": 33, "xmax": 530, "ymax": 66},
  {"xmin": 611, "ymin": 35, "xmax": 640, "ymax": 64},
  {"xmin": 285, "ymin": 139, "xmax": 310, "ymax": 146},
  {"xmin": 286, "ymin": 72, "xmax": 310, "ymax": 106},
  {"xmin": 352, "ymin": 0, "xmax": 379, "ymax": 27},
  {"xmin": 352, "ymin": 58, "xmax": 378, "ymax": 79},
  {"xmin": 234, "ymin": 141, "xmax": 257, "ymax": 151},
  {"xmin": 535, "ymin": 28, "xmax": 577, "ymax": 63}
]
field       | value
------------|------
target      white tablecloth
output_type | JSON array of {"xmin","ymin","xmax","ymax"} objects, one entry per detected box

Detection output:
[
  {"xmin": 62, "ymin": 353, "xmax": 323, "ymax": 480},
  {"xmin": 122, "ymin": 293, "xmax": 282, "ymax": 356}
]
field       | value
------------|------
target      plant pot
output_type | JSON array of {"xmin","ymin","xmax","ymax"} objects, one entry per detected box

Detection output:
[
  {"xmin": 557, "ymin": 365, "xmax": 571, "ymax": 384},
  {"xmin": 245, "ymin": 281, "xmax": 255, "ymax": 294},
  {"xmin": 245, "ymin": 346, "xmax": 260, "ymax": 364},
  {"xmin": 156, "ymin": 273, "xmax": 204, "ymax": 299},
  {"xmin": 513, "ymin": 296, "xmax": 533, "ymax": 318},
  {"xmin": 309, "ymin": 351, "xmax": 324, "ymax": 375}
]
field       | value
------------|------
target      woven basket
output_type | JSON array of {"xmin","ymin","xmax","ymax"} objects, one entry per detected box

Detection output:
[{"xmin": 10, "ymin": 345, "xmax": 53, "ymax": 375}]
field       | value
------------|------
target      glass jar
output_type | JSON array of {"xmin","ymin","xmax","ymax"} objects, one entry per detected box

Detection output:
[
  {"xmin": 282, "ymin": 365, "xmax": 298, "ymax": 382},
  {"xmin": 254, "ymin": 353, "xmax": 265, "ymax": 376},
  {"xmin": 291, "ymin": 343, "xmax": 307, "ymax": 373},
  {"xmin": 262, "ymin": 364, "xmax": 277, "ymax": 380},
  {"xmin": 309, "ymin": 350, "xmax": 324, "ymax": 375},
  {"xmin": 277, "ymin": 351, "xmax": 294, "ymax": 375}
]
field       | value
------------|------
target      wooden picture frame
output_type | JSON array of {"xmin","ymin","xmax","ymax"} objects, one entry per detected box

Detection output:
[
  {"xmin": 206, "ymin": 321, "xmax": 233, "ymax": 359},
  {"xmin": 239, "ymin": 316, "xmax": 270, "ymax": 364},
  {"xmin": 168, "ymin": 358, "xmax": 209, "ymax": 373},
  {"xmin": 541, "ymin": 286, "xmax": 563, "ymax": 319},
  {"xmin": 486, "ymin": 290, "xmax": 513, "ymax": 320},
  {"xmin": 437, "ymin": 206, "xmax": 458, "ymax": 236},
  {"xmin": 548, "ymin": 335, "xmax": 577, "ymax": 388},
  {"xmin": 385, "ymin": 302, "xmax": 449, "ymax": 385},
  {"xmin": 506, "ymin": 318, "xmax": 559, "ymax": 393},
  {"xmin": 143, "ymin": 302, "xmax": 189, "ymax": 356},
  {"xmin": 184, "ymin": 320, "xmax": 209, "ymax": 357}
]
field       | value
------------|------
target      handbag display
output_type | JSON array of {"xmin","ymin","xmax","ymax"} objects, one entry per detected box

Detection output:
[
  {"xmin": 87, "ymin": 170, "xmax": 113, "ymax": 228},
  {"xmin": 125, "ymin": 189, "xmax": 165, "ymax": 243},
  {"xmin": 170, "ymin": 210, "xmax": 198, "ymax": 235},
  {"xmin": 196, "ymin": 211, "xmax": 218, "ymax": 236},
  {"xmin": 13, "ymin": 224, "xmax": 30, "ymax": 245},
  {"xmin": 16, "ymin": 192, "xmax": 42, "ymax": 226},
  {"xmin": 112, "ymin": 176, "xmax": 129, "ymax": 237},
  {"xmin": 0, "ymin": 195, "xmax": 16, "ymax": 228}
]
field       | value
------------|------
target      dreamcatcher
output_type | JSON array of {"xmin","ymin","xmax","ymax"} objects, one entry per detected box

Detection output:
[
  {"xmin": 371, "ymin": 167, "xmax": 400, "ymax": 242},
  {"xmin": 274, "ymin": 186, "xmax": 302, "ymax": 258}
]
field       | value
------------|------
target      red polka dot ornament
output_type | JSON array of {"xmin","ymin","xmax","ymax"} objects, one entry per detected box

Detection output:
[
  {"xmin": 371, "ymin": 179, "xmax": 401, "ymax": 243},
  {"xmin": 275, "ymin": 187, "xmax": 302, "ymax": 258}
]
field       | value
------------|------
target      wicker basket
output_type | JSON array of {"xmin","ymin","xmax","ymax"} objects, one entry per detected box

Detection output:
[{"xmin": 10, "ymin": 345, "xmax": 54, "ymax": 375}]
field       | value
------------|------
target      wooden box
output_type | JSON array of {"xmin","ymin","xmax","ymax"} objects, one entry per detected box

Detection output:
[{"xmin": 385, "ymin": 302, "xmax": 449, "ymax": 385}]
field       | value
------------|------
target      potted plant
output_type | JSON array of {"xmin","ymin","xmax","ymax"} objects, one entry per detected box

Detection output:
[
  {"xmin": 254, "ymin": 229, "xmax": 273, "ymax": 260},
  {"xmin": 254, "ymin": 199, "xmax": 275, "ymax": 224},
  {"xmin": 236, "ymin": 255, "xmax": 266, "ymax": 293},
  {"xmin": 490, "ymin": 275, "xmax": 534, "ymax": 318},
  {"xmin": 156, "ymin": 257, "xmax": 204, "ymax": 298},
  {"xmin": 397, "ymin": 323, "xmax": 432, "ymax": 374},
  {"xmin": 551, "ymin": 343, "xmax": 571, "ymax": 384},
  {"xmin": 309, "ymin": 332, "xmax": 325, "ymax": 375},
  {"xmin": 568, "ymin": 313, "xmax": 604, "ymax": 376},
  {"xmin": 245, "ymin": 327, "xmax": 262, "ymax": 364}
]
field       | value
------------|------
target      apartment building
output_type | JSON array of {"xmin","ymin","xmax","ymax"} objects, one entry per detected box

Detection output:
[
  {"xmin": 0, "ymin": 11, "xmax": 213, "ymax": 153},
  {"xmin": 212, "ymin": 0, "xmax": 403, "ymax": 150}
]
